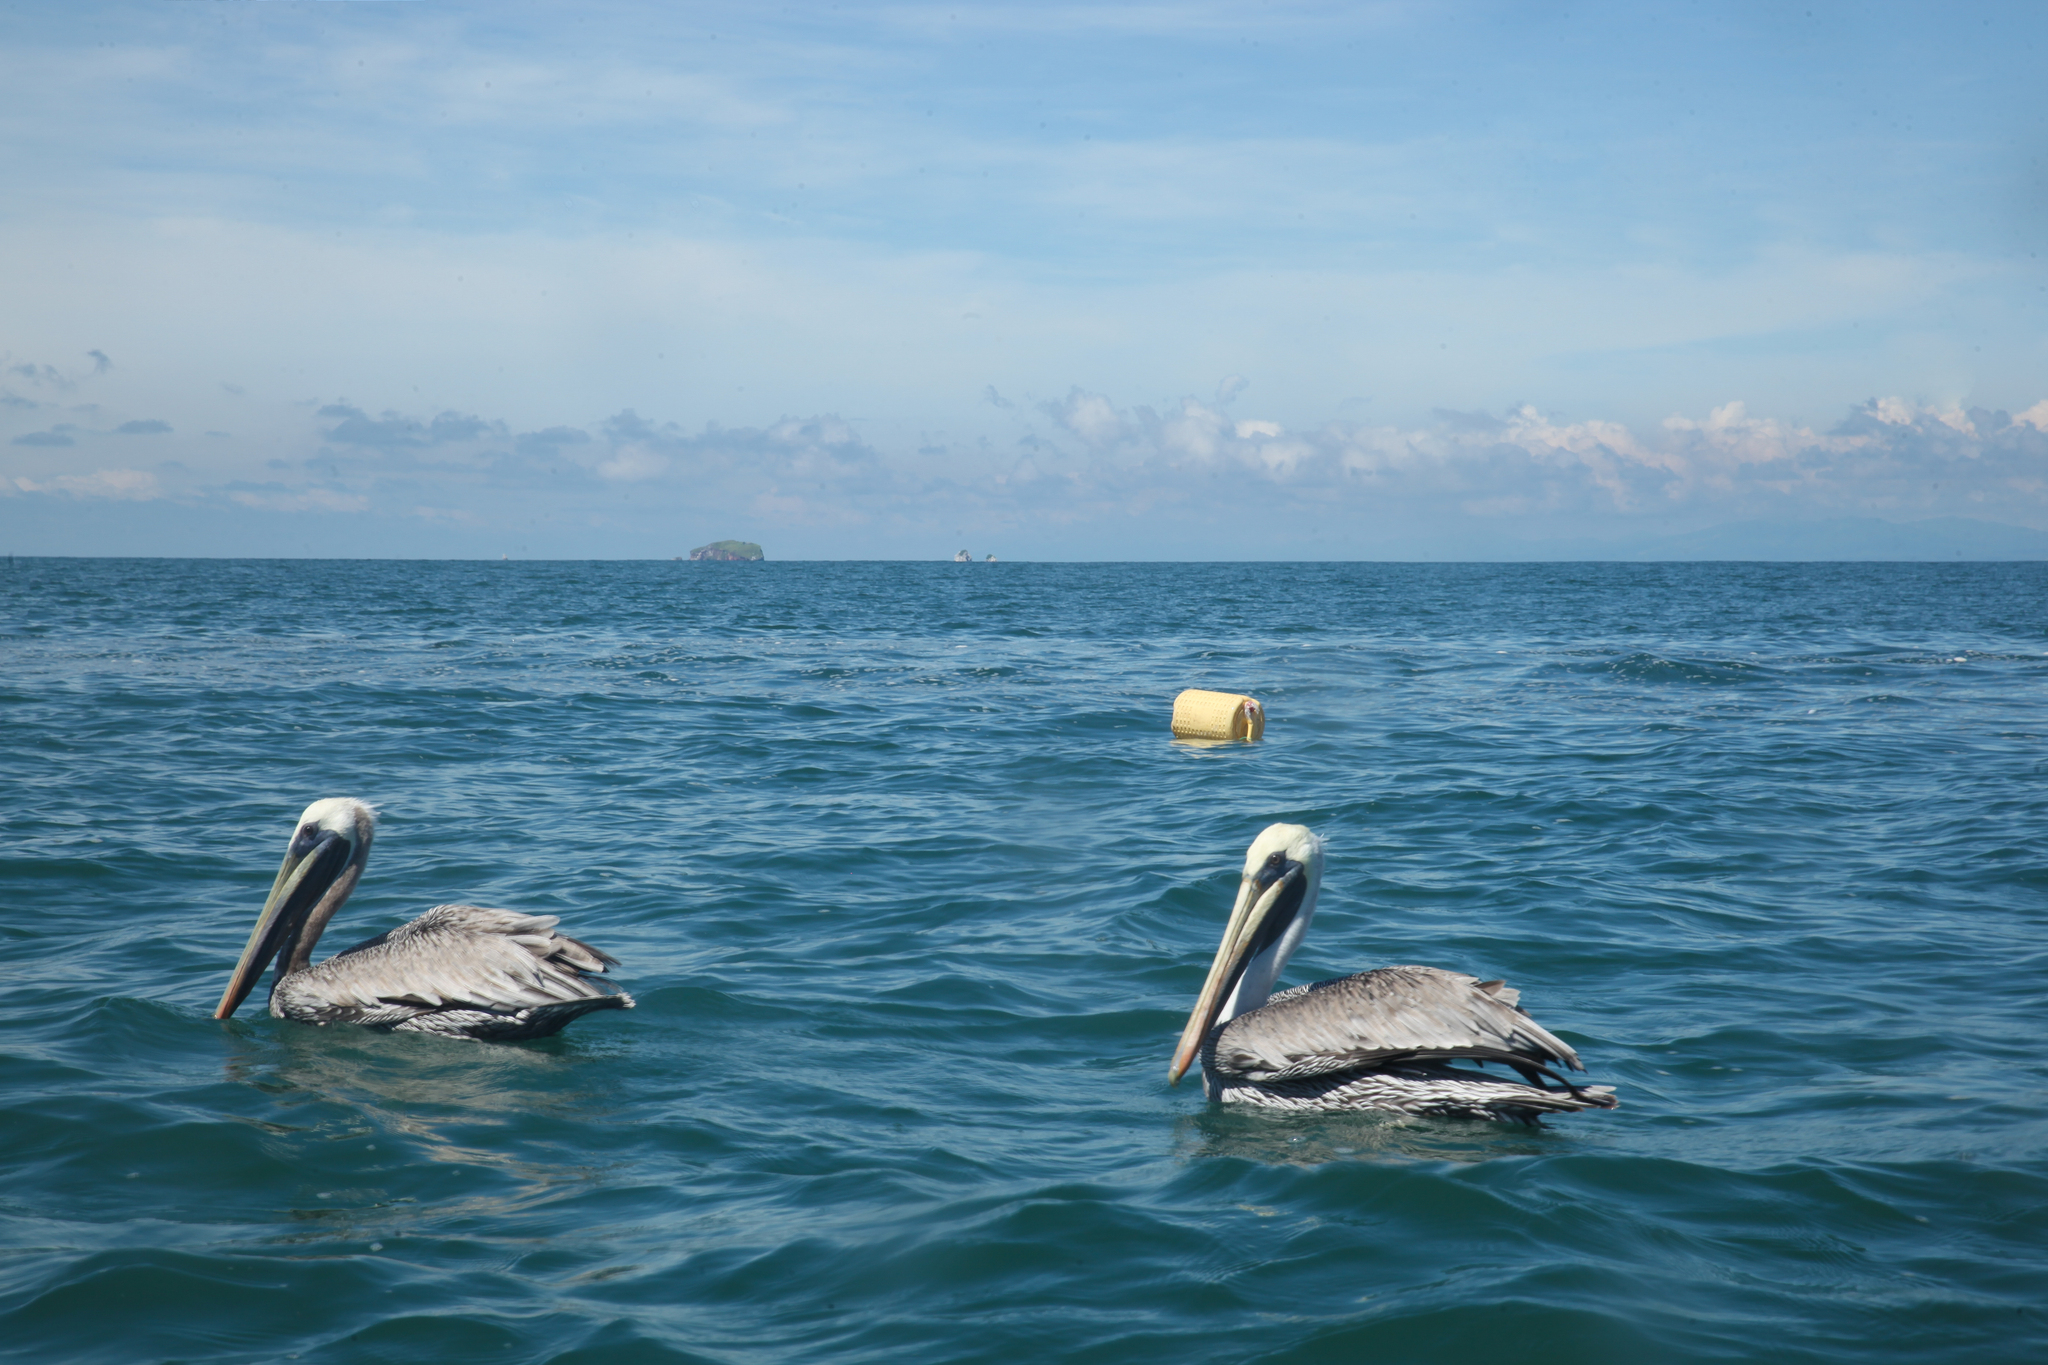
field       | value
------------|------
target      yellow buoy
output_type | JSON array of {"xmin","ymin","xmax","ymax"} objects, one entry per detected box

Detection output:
[{"xmin": 1170, "ymin": 689, "xmax": 1265, "ymax": 741}]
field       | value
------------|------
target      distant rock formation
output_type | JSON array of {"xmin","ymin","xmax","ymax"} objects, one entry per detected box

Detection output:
[
  {"xmin": 953, "ymin": 549, "xmax": 972, "ymax": 562},
  {"xmin": 690, "ymin": 540, "xmax": 764, "ymax": 562},
  {"xmin": 985, "ymin": 554, "xmax": 997, "ymax": 562}
]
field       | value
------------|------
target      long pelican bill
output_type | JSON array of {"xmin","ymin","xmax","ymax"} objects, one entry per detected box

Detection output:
[
  {"xmin": 1168, "ymin": 862, "xmax": 1302, "ymax": 1084},
  {"xmin": 213, "ymin": 831, "xmax": 350, "ymax": 1019}
]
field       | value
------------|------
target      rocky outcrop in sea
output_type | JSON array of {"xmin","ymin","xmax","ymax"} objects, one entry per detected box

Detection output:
[{"xmin": 690, "ymin": 540, "xmax": 765, "ymax": 561}]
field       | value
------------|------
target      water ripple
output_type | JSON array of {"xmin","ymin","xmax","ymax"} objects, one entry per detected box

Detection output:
[{"xmin": 2, "ymin": 559, "xmax": 2045, "ymax": 1363}]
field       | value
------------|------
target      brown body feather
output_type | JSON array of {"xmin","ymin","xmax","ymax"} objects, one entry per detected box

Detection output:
[
  {"xmin": 1204, "ymin": 967, "xmax": 1616, "ymax": 1122},
  {"xmin": 272, "ymin": 903, "xmax": 632, "ymax": 1040}
]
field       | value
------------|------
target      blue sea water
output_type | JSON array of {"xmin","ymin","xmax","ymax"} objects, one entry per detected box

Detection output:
[{"xmin": 2, "ymin": 558, "xmax": 2045, "ymax": 1364}]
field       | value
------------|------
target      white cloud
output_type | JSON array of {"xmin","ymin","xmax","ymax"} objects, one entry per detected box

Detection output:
[
  {"xmin": 11, "ymin": 378, "xmax": 2043, "ymax": 537},
  {"xmin": 6, "ymin": 380, "xmax": 2044, "ymax": 555},
  {"xmin": 1156, "ymin": 401, "xmax": 1230, "ymax": 462},
  {"xmin": 975, "ymin": 390, "xmax": 2048, "ymax": 527},
  {"xmin": 1048, "ymin": 390, "xmax": 1132, "ymax": 448},
  {"xmin": 597, "ymin": 447, "xmax": 670, "ymax": 481},
  {"xmin": 10, "ymin": 468, "xmax": 162, "ymax": 500},
  {"xmin": 3, "ymin": 2, "xmax": 2043, "ymax": 461},
  {"xmin": 227, "ymin": 487, "xmax": 370, "ymax": 513}
]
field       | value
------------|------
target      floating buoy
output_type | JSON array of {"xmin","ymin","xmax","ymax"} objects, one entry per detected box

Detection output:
[{"xmin": 1170, "ymin": 689, "xmax": 1265, "ymax": 741}]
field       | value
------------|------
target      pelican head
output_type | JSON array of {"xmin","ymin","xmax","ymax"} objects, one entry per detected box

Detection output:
[
  {"xmin": 1169, "ymin": 823, "xmax": 1324, "ymax": 1085},
  {"xmin": 214, "ymin": 798, "xmax": 378, "ymax": 1019}
]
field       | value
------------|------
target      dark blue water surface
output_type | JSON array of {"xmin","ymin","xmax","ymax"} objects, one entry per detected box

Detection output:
[{"xmin": 2, "ymin": 559, "xmax": 2045, "ymax": 1364}]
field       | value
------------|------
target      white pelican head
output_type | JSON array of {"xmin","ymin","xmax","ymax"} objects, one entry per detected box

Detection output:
[
  {"xmin": 214, "ymin": 798, "xmax": 378, "ymax": 1019},
  {"xmin": 1168, "ymin": 823, "xmax": 1325, "ymax": 1085}
]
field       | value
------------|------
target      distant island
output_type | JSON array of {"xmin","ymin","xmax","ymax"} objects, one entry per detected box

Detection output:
[{"xmin": 688, "ymin": 540, "xmax": 764, "ymax": 561}]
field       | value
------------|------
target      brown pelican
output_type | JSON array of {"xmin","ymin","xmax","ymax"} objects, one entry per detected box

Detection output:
[
  {"xmin": 1169, "ymin": 824, "xmax": 1616, "ymax": 1123},
  {"xmin": 214, "ymin": 798, "xmax": 633, "ymax": 1040}
]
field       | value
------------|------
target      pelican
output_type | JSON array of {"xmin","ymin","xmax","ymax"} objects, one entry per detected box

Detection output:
[
  {"xmin": 1169, "ymin": 824, "xmax": 1616, "ymax": 1123},
  {"xmin": 214, "ymin": 798, "xmax": 633, "ymax": 1040}
]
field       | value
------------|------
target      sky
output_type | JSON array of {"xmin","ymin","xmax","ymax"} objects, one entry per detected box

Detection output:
[{"xmin": 2, "ymin": 0, "xmax": 2045, "ymax": 559}]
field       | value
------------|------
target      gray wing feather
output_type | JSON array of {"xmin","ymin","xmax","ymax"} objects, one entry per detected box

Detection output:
[
  {"xmin": 1212, "ymin": 966, "xmax": 1584, "ymax": 1084},
  {"xmin": 282, "ymin": 904, "xmax": 627, "ymax": 1021}
]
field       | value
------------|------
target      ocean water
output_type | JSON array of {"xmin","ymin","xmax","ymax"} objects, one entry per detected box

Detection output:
[{"xmin": 2, "ymin": 558, "xmax": 2045, "ymax": 1364}]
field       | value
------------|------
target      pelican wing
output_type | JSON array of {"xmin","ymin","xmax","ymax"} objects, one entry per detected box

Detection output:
[
  {"xmin": 1209, "ymin": 965, "xmax": 1585, "ymax": 1083},
  {"xmin": 292, "ymin": 903, "xmax": 625, "ymax": 1017}
]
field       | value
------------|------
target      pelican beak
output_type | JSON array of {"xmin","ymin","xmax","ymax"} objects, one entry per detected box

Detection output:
[
  {"xmin": 213, "ymin": 831, "xmax": 349, "ymax": 1019},
  {"xmin": 1168, "ymin": 863, "xmax": 1302, "ymax": 1084}
]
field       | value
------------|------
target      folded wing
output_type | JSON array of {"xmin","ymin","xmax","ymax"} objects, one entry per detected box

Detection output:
[
  {"xmin": 1209, "ymin": 965, "xmax": 1584, "ymax": 1084},
  {"xmin": 284, "ymin": 903, "xmax": 628, "ymax": 1026}
]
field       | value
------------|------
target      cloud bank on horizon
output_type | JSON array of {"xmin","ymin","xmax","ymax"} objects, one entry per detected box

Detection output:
[{"xmin": 2, "ymin": 0, "xmax": 2044, "ymax": 558}]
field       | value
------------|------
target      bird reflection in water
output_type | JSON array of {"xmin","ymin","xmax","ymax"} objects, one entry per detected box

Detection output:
[
  {"xmin": 1173, "ymin": 1106, "xmax": 1562, "ymax": 1168},
  {"xmin": 220, "ymin": 1026, "xmax": 626, "ymax": 1244}
]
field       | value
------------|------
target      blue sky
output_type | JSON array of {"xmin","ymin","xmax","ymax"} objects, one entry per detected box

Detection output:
[{"xmin": 3, "ymin": 0, "xmax": 2045, "ymax": 558}]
